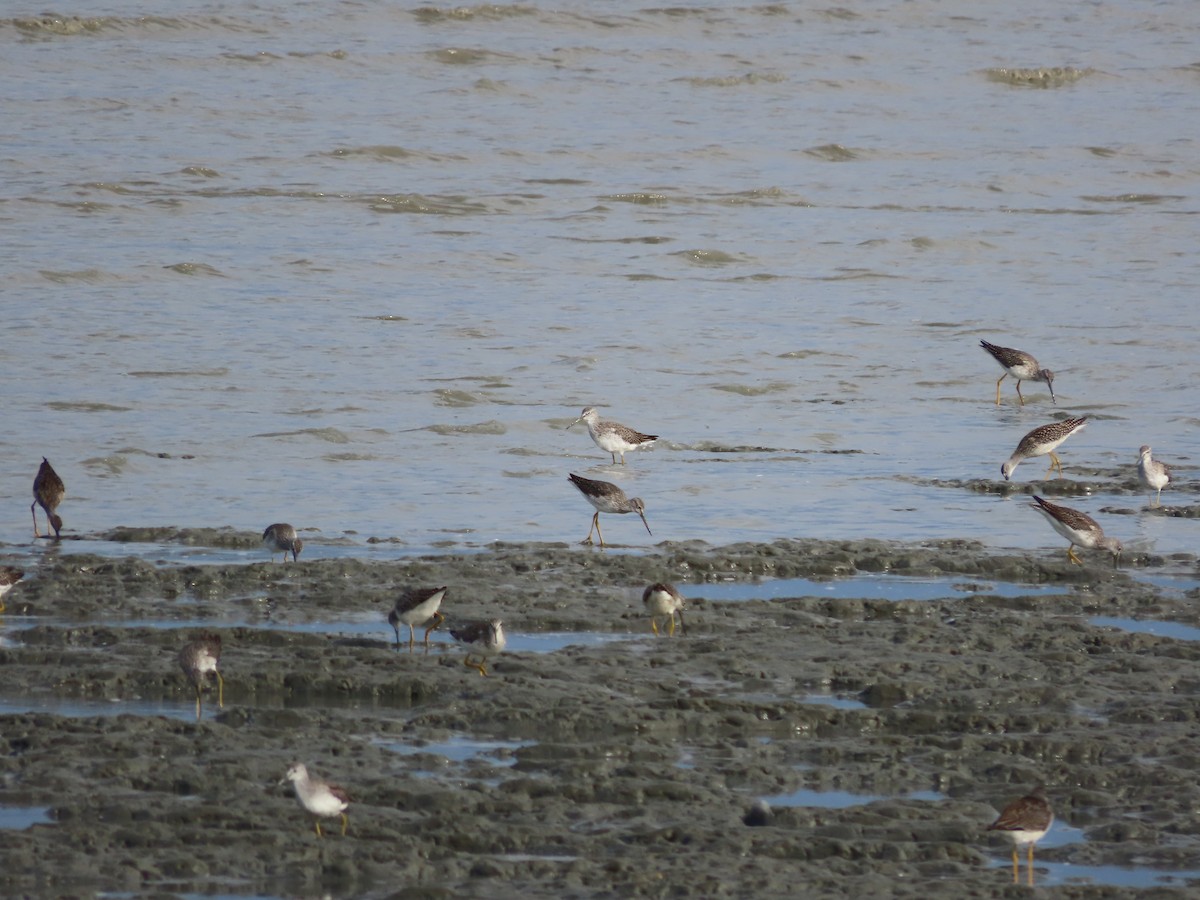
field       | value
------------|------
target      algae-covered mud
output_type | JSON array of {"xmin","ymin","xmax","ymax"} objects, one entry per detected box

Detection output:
[{"xmin": 3, "ymin": 537, "xmax": 1200, "ymax": 898}]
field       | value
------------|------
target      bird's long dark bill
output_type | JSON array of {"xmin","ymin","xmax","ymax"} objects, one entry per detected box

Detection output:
[
  {"xmin": 1048, "ymin": 383, "xmax": 1056, "ymax": 404},
  {"xmin": 639, "ymin": 514, "xmax": 652, "ymax": 535}
]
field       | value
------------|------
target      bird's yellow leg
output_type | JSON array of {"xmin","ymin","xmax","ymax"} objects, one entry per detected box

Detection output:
[
  {"xmin": 1043, "ymin": 452, "xmax": 1062, "ymax": 480},
  {"xmin": 194, "ymin": 692, "xmax": 202, "ymax": 721},
  {"xmin": 667, "ymin": 616, "xmax": 676, "ymax": 637},
  {"xmin": 595, "ymin": 515, "xmax": 606, "ymax": 549},
  {"xmin": 995, "ymin": 373, "xmax": 1006, "ymax": 406},
  {"xmin": 215, "ymin": 671, "xmax": 225, "ymax": 708},
  {"xmin": 1011, "ymin": 847, "xmax": 1019, "ymax": 883},
  {"xmin": 1027, "ymin": 844, "xmax": 1035, "ymax": 886},
  {"xmin": 1067, "ymin": 545, "xmax": 1082, "ymax": 565},
  {"xmin": 583, "ymin": 512, "xmax": 598, "ymax": 545},
  {"xmin": 650, "ymin": 618, "xmax": 660, "ymax": 636},
  {"xmin": 0, "ymin": 598, "xmax": 5, "ymax": 614},
  {"xmin": 340, "ymin": 813, "xmax": 349, "ymax": 836},
  {"xmin": 1015, "ymin": 380, "xmax": 1025, "ymax": 406},
  {"xmin": 314, "ymin": 820, "xmax": 323, "ymax": 838}
]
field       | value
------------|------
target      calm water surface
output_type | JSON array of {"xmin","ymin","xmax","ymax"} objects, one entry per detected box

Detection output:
[{"xmin": 4, "ymin": 1, "xmax": 1199, "ymax": 565}]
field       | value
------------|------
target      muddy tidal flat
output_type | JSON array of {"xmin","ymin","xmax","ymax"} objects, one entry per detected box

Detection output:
[{"xmin": 3, "ymin": 535, "xmax": 1200, "ymax": 898}]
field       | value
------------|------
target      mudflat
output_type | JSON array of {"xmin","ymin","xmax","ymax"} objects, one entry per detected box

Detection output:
[{"xmin": 2, "ymin": 535, "xmax": 1199, "ymax": 898}]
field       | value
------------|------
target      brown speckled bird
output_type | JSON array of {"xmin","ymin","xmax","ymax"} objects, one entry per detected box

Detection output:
[{"xmin": 31, "ymin": 457, "xmax": 65, "ymax": 539}]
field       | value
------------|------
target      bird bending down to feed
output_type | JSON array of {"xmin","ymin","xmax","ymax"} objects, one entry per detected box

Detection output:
[
  {"xmin": 450, "ymin": 619, "xmax": 505, "ymax": 676},
  {"xmin": 568, "ymin": 406, "xmax": 658, "ymax": 465},
  {"xmin": 283, "ymin": 763, "xmax": 350, "ymax": 837},
  {"xmin": 388, "ymin": 586, "xmax": 447, "ymax": 653},
  {"xmin": 567, "ymin": 473, "xmax": 652, "ymax": 548},
  {"xmin": 0, "ymin": 567, "xmax": 24, "ymax": 614},
  {"xmin": 1031, "ymin": 495, "xmax": 1122, "ymax": 568},
  {"xmin": 1137, "ymin": 445, "xmax": 1171, "ymax": 508},
  {"xmin": 179, "ymin": 634, "xmax": 224, "ymax": 720},
  {"xmin": 31, "ymin": 457, "xmax": 65, "ymax": 539},
  {"xmin": 643, "ymin": 583, "xmax": 686, "ymax": 636},
  {"xmin": 988, "ymin": 784, "xmax": 1053, "ymax": 886},
  {"xmin": 262, "ymin": 523, "xmax": 303, "ymax": 562},
  {"xmin": 1001, "ymin": 416, "xmax": 1088, "ymax": 481},
  {"xmin": 979, "ymin": 340, "xmax": 1055, "ymax": 406}
]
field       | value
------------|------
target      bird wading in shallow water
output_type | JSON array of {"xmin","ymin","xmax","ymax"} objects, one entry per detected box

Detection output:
[
  {"xmin": 283, "ymin": 763, "xmax": 350, "ymax": 837},
  {"xmin": 643, "ymin": 583, "xmax": 686, "ymax": 636},
  {"xmin": 1031, "ymin": 495, "xmax": 1122, "ymax": 568},
  {"xmin": 567, "ymin": 473, "xmax": 652, "ymax": 548},
  {"xmin": 262, "ymin": 523, "xmax": 303, "ymax": 562},
  {"xmin": 1001, "ymin": 416, "xmax": 1088, "ymax": 481},
  {"xmin": 31, "ymin": 457, "xmax": 65, "ymax": 539},
  {"xmin": 179, "ymin": 634, "xmax": 224, "ymax": 720},
  {"xmin": 388, "ymin": 586, "xmax": 447, "ymax": 653},
  {"xmin": 450, "ymin": 619, "xmax": 505, "ymax": 676},
  {"xmin": 987, "ymin": 784, "xmax": 1053, "ymax": 886},
  {"xmin": 0, "ymin": 567, "xmax": 24, "ymax": 614},
  {"xmin": 1137, "ymin": 445, "xmax": 1171, "ymax": 508},
  {"xmin": 979, "ymin": 340, "xmax": 1055, "ymax": 406},
  {"xmin": 568, "ymin": 406, "xmax": 658, "ymax": 465}
]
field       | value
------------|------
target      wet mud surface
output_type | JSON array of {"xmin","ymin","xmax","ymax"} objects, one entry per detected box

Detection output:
[{"xmin": 3, "ymin": 535, "xmax": 1200, "ymax": 897}]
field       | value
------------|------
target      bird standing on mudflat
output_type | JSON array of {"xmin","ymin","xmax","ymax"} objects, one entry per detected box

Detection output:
[
  {"xmin": 1031, "ymin": 495, "xmax": 1122, "ymax": 568},
  {"xmin": 283, "ymin": 763, "xmax": 350, "ymax": 837},
  {"xmin": 987, "ymin": 784, "xmax": 1053, "ymax": 886},
  {"xmin": 1137, "ymin": 445, "xmax": 1171, "ymax": 508},
  {"xmin": 567, "ymin": 473, "xmax": 652, "ymax": 548},
  {"xmin": 179, "ymin": 634, "xmax": 224, "ymax": 720},
  {"xmin": 262, "ymin": 523, "xmax": 303, "ymax": 562},
  {"xmin": 1001, "ymin": 416, "xmax": 1088, "ymax": 481},
  {"xmin": 569, "ymin": 406, "xmax": 658, "ymax": 465},
  {"xmin": 643, "ymin": 583, "xmax": 686, "ymax": 636},
  {"xmin": 450, "ymin": 619, "xmax": 506, "ymax": 676},
  {"xmin": 31, "ymin": 457, "xmax": 65, "ymax": 539},
  {"xmin": 388, "ymin": 586, "xmax": 447, "ymax": 653},
  {"xmin": 980, "ymin": 340, "xmax": 1055, "ymax": 406}
]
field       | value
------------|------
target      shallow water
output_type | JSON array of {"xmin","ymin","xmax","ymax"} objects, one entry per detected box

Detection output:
[{"xmin": 3, "ymin": 1, "xmax": 1200, "ymax": 567}]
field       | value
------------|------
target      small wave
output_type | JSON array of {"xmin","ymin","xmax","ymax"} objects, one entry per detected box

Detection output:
[
  {"xmin": 985, "ymin": 66, "xmax": 1094, "ymax": 88},
  {"xmin": 427, "ymin": 421, "xmax": 507, "ymax": 435},
  {"xmin": 251, "ymin": 428, "xmax": 351, "ymax": 444},
  {"xmin": 46, "ymin": 401, "xmax": 131, "ymax": 412}
]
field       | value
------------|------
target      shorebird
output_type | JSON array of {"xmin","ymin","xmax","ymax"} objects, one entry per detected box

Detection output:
[
  {"xmin": 31, "ymin": 457, "xmax": 65, "ymax": 539},
  {"xmin": 1001, "ymin": 416, "xmax": 1088, "ymax": 481},
  {"xmin": 987, "ymin": 784, "xmax": 1053, "ymax": 886},
  {"xmin": 1137, "ymin": 445, "xmax": 1171, "ymax": 508},
  {"xmin": 450, "ymin": 619, "xmax": 506, "ymax": 676},
  {"xmin": 179, "ymin": 634, "xmax": 224, "ymax": 720},
  {"xmin": 567, "ymin": 473, "xmax": 652, "ymax": 548},
  {"xmin": 643, "ymin": 583, "xmax": 686, "ymax": 636},
  {"xmin": 568, "ymin": 406, "xmax": 658, "ymax": 465},
  {"xmin": 283, "ymin": 763, "xmax": 350, "ymax": 838},
  {"xmin": 388, "ymin": 586, "xmax": 447, "ymax": 653},
  {"xmin": 262, "ymin": 523, "xmax": 303, "ymax": 562},
  {"xmin": 0, "ymin": 567, "xmax": 24, "ymax": 614},
  {"xmin": 980, "ymin": 340, "xmax": 1056, "ymax": 406},
  {"xmin": 1031, "ymin": 495, "xmax": 1122, "ymax": 568}
]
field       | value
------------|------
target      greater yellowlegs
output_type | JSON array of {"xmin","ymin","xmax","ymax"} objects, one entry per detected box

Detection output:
[
  {"xmin": 179, "ymin": 634, "xmax": 224, "ymax": 720},
  {"xmin": 1137, "ymin": 445, "xmax": 1171, "ymax": 508},
  {"xmin": 31, "ymin": 457, "xmax": 65, "ymax": 539},
  {"xmin": 283, "ymin": 763, "xmax": 350, "ymax": 837},
  {"xmin": 567, "ymin": 473, "xmax": 651, "ymax": 548},
  {"xmin": 987, "ymin": 784, "xmax": 1053, "ymax": 886},
  {"xmin": 1031, "ymin": 495, "xmax": 1122, "ymax": 567},
  {"xmin": 262, "ymin": 523, "xmax": 303, "ymax": 562},
  {"xmin": 450, "ymin": 619, "xmax": 505, "ymax": 676},
  {"xmin": 643, "ymin": 583, "xmax": 686, "ymax": 636},
  {"xmin": 0, "ymin": 566, "xmax": 24, "ymax": 614},
  {"xmin": 1001, "ymin": 416, "xmax": 1088, "ymax": 481},
  {"xmin": 388, "ymin": 586, "xmax": 447, "ymax": 653},
  {"xmin": 980, "ymin": 340, "xmax": 1055, "ymax": 406},
  {"xmin": 568, "ymin": 406, "xmax": 658, "ymax": 465}
]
